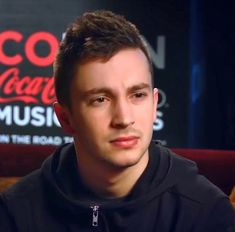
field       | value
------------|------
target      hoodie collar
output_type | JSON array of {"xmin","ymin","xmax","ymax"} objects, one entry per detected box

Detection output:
[{"xmin": 41, "ymin": 141, "xmax": 197, "ymax": 216}]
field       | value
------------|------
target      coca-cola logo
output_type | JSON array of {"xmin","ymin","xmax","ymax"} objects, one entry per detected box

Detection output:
[
  {"xmin": 0, "ymin": 68, "xmax": 55, "ymax": 105},
  {"xmin": 0, "ymin": 30, "xmax": 58, "ymax": 105}
]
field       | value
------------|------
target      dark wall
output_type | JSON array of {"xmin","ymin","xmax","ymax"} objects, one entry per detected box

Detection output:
[{"xmin": 189, "ymin": 0, "xmax": 235, "ymax": 149}]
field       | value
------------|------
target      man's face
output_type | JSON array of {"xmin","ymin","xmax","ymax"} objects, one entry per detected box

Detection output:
[{"xmin": 57, "ymin": 48, "xmax": 158, "ymax": 169}]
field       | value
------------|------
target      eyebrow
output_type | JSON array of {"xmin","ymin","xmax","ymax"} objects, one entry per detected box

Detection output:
[
  {"xmin": 81, "ymin": 82, "xmax": 152, "ymax": 98},
  {"xmin": 127, "ymin": 83, "xmax": 151, "ymax": 93}
]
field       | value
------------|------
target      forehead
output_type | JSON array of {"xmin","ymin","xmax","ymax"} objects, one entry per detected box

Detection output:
[{"xmin": 72, "ymin": 48, "xmax": 152, "ymax": 92}]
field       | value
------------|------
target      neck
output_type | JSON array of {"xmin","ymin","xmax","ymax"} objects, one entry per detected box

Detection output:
[{"xmin": 74, "ymin": 145, "xmax": 149, "ymax": 199}]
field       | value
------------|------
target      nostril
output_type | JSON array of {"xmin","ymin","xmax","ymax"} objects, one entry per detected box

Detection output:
[{"xmin": 110, "ymin": 119, "xmax": 135, "ymax": 129}]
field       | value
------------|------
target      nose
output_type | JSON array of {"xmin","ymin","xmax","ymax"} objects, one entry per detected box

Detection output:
[{"xmin": 110, "ymin": 98, "xmax": 135, "ymax": 129}]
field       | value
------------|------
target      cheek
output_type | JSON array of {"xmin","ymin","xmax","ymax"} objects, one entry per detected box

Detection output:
[
  {"xmin": 69, "ymin": 111, "xmax": 88, "ymax": 134},
  {"xmin": 137, "ymin": 103, "xmax": 156, "ymax": 121},
  {"xmin": 81, "ymin": 106, "xmax": 111, "ymax": 125},
  {"xmin": 72, "ymin": 112, "xmax": 106, "ymax": 136}
]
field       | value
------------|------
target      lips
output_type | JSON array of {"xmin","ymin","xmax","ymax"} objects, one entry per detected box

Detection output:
[{"xmin": 110, "ymin": 136, "xmax": 139, "ymax": 148}]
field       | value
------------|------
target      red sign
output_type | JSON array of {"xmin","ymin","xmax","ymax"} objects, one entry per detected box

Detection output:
[
  {"xmin": 0, "ymin": 31, "xmax": 59, "ymax": 67},
  {"xmin": 0, "ymin": 31, "xmax": 58, "ymax": 105}
]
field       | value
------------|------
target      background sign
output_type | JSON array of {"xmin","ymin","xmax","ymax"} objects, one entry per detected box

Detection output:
[{"xmin": 0, "ymin": 0, "xmax": 189, "ymax": 147}]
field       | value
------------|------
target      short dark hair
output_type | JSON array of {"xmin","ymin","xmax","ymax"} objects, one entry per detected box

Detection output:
[{"xmin": 54, "ymin": 10, "xmax": 153, "ymax": 107}]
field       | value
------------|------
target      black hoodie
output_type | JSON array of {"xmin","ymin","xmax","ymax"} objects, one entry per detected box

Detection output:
[{"xmin": 0, "ymin": 142, "xmax": 234, "ymax": 232}]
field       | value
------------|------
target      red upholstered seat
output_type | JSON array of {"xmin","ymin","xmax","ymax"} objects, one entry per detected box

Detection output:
[
  {"xmin": 0, "ymin": 144, "xmax": 234, "ymax": 195},
  {"xmin": 172, "ymin": 148, "xmax": 235, "ymax": 195}
]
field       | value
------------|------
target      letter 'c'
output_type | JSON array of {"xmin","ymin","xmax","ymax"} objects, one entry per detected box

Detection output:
[{"xmin": 0, "ymin": 31, "xmax": 23, "ymax": 66}]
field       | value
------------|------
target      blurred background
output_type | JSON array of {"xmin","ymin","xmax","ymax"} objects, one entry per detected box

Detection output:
[{"xmin": 0, "ymin": 0, "xmax": 234, "ymax": 149}]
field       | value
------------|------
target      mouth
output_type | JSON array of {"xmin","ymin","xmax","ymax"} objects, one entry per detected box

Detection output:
[{"xmin": 110, "ymin": 136, "xmax": 139, "ymax": 148}]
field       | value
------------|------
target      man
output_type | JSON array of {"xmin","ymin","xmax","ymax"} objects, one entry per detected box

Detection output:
[{"xmin": 0, "ymin": 10, "xmax": 234, "ymax": 232}]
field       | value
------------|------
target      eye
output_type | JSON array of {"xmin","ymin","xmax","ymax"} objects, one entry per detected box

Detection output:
[
  {"xmin": 133, "ymin": 92, "xmax": 147, "ymax": 98},
  {"xmin": 95, "ymin": 96, "xmax": 106, "ymax": 103},
  {"xmin": 89, "ymin": 96, "xmax": 109, "ymax": 106},
  {"xmin": 130, "ymin": 91, "xmax": 148, "ymax": 104}
]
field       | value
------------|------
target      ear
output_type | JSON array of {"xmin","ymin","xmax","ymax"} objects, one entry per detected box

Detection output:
[
  {"xmin": 152, "ymin": 88, "xmax": 158, "ymax": 122},
  {"xmin": 53, "ymin": 102, "xmax": 75, "ymax": 135}
]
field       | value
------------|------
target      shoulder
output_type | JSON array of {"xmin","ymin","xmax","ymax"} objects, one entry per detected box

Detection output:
[
  {"xmin": 157, "ymin": 144, "xmax": 235, "ymax": 228},
  {"xmin": 0, "ymin": 170, "xmax": 43, "ymax": 231},
  {"xmin": 0, "ymin": 197, "xmax": 17, "ymax": 231},
  {"xmin": 0, "ymin": 169, "xmax": 45, "ymax": 220},
  {"xmin": 1, "ymin": 169, "xmax": 42, "ymax": 201},
  {"xmin": 152, "ymin": 142, "xmax": 231, "ymax": 205},
  {"xmin": 154, "ymin": 142, "xmax": 226, "ymax": 201},
  {"xmin": 155, "ymin": 143, "xmax": 235, "ymax": 229}
]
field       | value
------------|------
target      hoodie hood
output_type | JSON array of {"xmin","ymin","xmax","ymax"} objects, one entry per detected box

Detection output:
[{"xmin": 41, "ymin": 141, "xmax": 198, "ymax": 218}]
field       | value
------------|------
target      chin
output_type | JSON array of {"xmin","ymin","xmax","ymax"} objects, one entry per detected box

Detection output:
[{"xmin": 106, "ymin": 150, "xmax": 148, "ymax": 169}]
